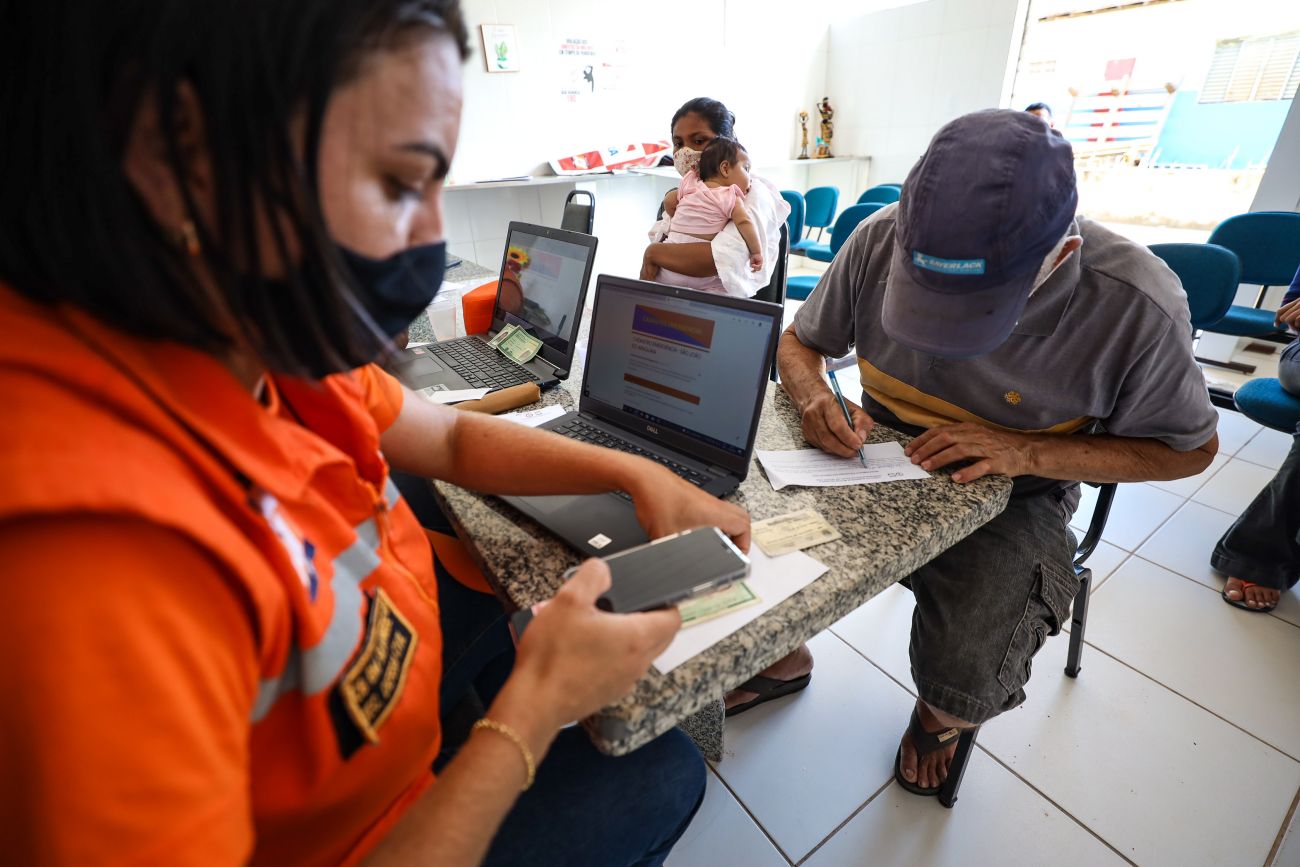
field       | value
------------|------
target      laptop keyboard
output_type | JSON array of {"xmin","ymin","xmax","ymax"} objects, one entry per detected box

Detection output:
[
  {"xmin": 552, "ymin": 417, "xmax": 711, "ymax": 499},
  {"xmin": 430, "ymin": 337, "xmax": 542, "ymax": 389}
]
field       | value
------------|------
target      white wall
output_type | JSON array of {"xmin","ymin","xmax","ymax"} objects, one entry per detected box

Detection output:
[
  {"xmin": 1252, "ymin": 95, "xmax": 1300, "ymax": 213},
  {"xmin": 826, "ymin": 0, "xmax": 1025, "ymax": 186},
  {"xmin": 445, "ymin": 0, "xmax": 1029, "ymax": 280},
  {"xmin": 452, "ymin": 0, "xmax": 832, "ymax": 184}
]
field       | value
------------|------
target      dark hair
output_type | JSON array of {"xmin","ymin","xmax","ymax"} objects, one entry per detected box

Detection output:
[
  {"xmin": 670, "ymin": 97, "xmax": 736, "ymax": 139},
  {"xmin": 697, "ymin": 137, "xmax": 747, "ymax": 181},
  {"xmin": 1024, "ymin": 102, "xmax": 1053, "ymax": 116},
  {"xmin": 0, "ymin": 0, "xmax": 468, "ymax": 376}
]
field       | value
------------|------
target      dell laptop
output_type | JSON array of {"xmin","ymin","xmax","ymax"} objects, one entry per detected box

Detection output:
[
  {"xmin": 502, "ymin": 275, "xmax": 782, "ymax": 556},
  {"xmin": 402, "ymin": 221, "xmax": 598, "ymax": 392}
]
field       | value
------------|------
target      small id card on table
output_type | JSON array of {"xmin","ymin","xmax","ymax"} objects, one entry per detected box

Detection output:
[
  {"xmin": 678, "ymin": 581, "xmax": 760, "ymax": 626},
  {"xmin": 751, "ymin": 509, "xmax": 841, "ymax": 557}
]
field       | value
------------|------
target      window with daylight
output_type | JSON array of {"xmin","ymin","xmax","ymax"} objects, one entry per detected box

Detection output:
[{"xmin": 1200, "ymin": 32, "xmax": 1300, "ymax": 103}]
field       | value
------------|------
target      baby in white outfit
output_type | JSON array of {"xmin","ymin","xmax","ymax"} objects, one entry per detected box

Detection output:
[{"xmin": 657, "ymin": 138, "xmax": 763, "ymax": 292}]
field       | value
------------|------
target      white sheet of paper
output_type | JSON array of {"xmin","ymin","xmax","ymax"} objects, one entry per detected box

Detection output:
[
  {"xmin": 755, "ymin": 443, "xmax": 930, "ymax": 490},
  {"xmin": 652, "ymin": 547, "xmax": 829, "ymax": 674},
  {"xmin": 499, "ymin": 405, "xmax": 567, "ymax": 428},
  {"xmin": 420, "ymin": 387, "xmax": 490, "ymax": 405}
]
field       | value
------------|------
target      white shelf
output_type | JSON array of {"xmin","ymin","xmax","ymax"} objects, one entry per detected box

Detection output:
[{"xmin": 446, "ymin": 155, "xmax": 872, "ymax": 191}]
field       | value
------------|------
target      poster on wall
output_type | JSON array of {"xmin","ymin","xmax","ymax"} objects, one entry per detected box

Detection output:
[
  {"xmin": 480, "ymin": 24, "xmax": 520, "ymax": 73},
  {"xmin": 557, "ymin": 35, "xmax": 598, "ymax": 101},
  {"xmin": 556, "ymin": 35, "xmax": 629, "ymax": 102}
]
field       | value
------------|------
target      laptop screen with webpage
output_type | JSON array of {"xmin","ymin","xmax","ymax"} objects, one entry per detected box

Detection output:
[
  {"xmin": 582, "ymin": 278, "xmax": 779, "ymax": 469},
  {"xmin": 492, "ymin": 224, "xmax": 594, "ymax": 359}
]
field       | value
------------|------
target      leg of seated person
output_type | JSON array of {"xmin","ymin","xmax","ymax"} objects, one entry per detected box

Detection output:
[
  {"xmin": 902, "ymin": 488, "xmax": 1080, "ymax": 789},
  {"xmin": 1216, "ymin": 343, "xmax": 1300, "ymax": 610},
  {"xmin": 482, "ymin": 727, "xmax": 706, "ymax": 867},
  {"xmin": 1213, "ymin": 424, "xmax": 1300, "ymax": 611}
]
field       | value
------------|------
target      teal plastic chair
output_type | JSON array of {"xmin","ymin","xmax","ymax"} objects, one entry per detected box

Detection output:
[
  {"xmin": 786, "ymin": 203, "xmax": 882, "ymax": 300},
  {"xmin": 805, "ymin": 203, "xmax": 883, "ymax": 263},
  {"xmin": 1203, "ymin": 212, "xmax": 1300, "ymax": 337},
  {"xmin": 856, "ymin": 184, "xmax": 901, "ymax": 205},
  {"xmin": 803, "ymin": 186, "xmax": 839, "ymax": 242},
  {"xmin": 1235, "ymin": 376, "xmax": 1300, "ymax": 432},
  {"xmin": 782, "ymin": 190, "xmax": 815, "ymax": 256},
  {"xmin": 1148, "ymin": 243, "xmax": 1241, "ymax": 330}
]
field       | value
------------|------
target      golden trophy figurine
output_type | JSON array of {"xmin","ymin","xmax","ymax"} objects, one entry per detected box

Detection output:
[
  {"xmin": 816, "ymin": 97, "xmax": 834, "ymax": 159},
  {"xmin": 797, "ymin": 111, "xmax": 810, "ymax": 160}
]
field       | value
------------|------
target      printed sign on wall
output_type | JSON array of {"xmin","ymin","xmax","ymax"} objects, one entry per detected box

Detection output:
[{"xmin": 480, "ymin": 24, "xmax": 520, "ymax": 73}]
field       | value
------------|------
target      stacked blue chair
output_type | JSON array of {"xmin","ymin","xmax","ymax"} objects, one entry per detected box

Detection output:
[
  {"xmin": 1150, "ymin": 241, "xmax": 1244, "ymax": 408},
  {"xmin": 786, "ymin": 203, "xmax": 883, "ymax": 300},
  {"xmin": 1235, "ymin": 376, "xmax": 1300, "ymax": 432},
  {"xmin": 1203, "ymin": 211, "xmax": 1300, "ymax": 337},
  {"xmin": 856, "ymin": 184, "xmax": 901, "ymax": 205},
  {"xmin": 782, "ymin": 190, "xmax": 814, "ymax": 256},
  {"xmin": 1148, "ymin": 243, "xmax": 1241, "ymax": 330},
  {"xmin": 803, "ymin": 202, "xmax": 883, "ymax": 264},
  {"xmin": 803, "ymin": 186, "xmax": 839, "ymax": 243}
]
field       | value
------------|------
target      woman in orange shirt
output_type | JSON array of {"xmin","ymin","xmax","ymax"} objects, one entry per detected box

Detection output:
[{"xmin": 0, "ymin": 1, "xmax": 750, "ymax": 864}]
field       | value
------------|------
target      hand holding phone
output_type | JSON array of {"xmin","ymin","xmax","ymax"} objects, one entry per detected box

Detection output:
[
  {"xmin": 511, "ymin": 526, "xmax": 749, "ymax": 640},
  {"xmin": 594, "ymin": 526, "xmax": 750, "ymax": 614},
  {"xmin": 506, "ymin": 558, "xmax": 681, "ymax": 727}
]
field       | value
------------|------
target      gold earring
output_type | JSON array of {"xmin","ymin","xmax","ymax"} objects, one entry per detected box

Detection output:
[{"xmin": 175, "ymin": 220, "xmax": 201, "ymax": 257}]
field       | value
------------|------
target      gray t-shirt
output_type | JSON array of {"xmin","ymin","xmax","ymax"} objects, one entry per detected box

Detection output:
[{"xmin": 793, "ymin": 204, "xmax": 1218, "ymax": 496}]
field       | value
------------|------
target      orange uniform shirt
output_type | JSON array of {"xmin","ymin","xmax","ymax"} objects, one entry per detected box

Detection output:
[{"xmin": 0, "ymin": 286, "xmax": 450, "ymax": 865}]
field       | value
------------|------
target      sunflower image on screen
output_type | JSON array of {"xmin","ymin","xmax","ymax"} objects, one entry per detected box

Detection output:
[{"xmin": 497, "ymin": 244, "xmax": 555, "ymax": 330}]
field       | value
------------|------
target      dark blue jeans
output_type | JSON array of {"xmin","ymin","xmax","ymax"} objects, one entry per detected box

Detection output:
[{"xmin": 431, "ymin": 513, "xmax": 706, "ymax": 867}]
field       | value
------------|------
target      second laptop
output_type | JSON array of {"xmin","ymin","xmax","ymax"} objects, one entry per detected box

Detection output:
[{"xmin": 403, "ymin": 221, "xmax": 598, "ymax": 392}]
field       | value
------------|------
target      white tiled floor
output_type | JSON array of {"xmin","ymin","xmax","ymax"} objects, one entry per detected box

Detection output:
[{"xmin": 669, "ymin": 427, "xmax": 1300, "ymax": 867}]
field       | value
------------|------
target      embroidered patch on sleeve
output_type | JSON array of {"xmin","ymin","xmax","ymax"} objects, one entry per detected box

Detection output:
[{"xmin": 340, "ymin": 588, "xmax": 419, "ymax": 744}]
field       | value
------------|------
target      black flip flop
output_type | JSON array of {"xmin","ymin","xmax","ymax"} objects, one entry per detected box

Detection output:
[
  {"xmin": 724, "ymin": 672, "xmax": 812, "ymax": 718},
  {"xmin": 894, "ymin": 706, "xmax": 962, "ymax": 797},
  {"xmin": 1222, "ymin": 580, "xmax": 1278, "ymax": 613}
]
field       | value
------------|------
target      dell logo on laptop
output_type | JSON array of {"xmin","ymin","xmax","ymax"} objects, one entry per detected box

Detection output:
[{"xmin": 646, "ymin": 425, "xmax": 659, "ymax": 434}]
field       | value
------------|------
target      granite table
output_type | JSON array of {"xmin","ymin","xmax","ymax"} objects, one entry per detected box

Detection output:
[{"xmin": 431, "ymin": 366, "xmax": 1012, "ymax": 760}]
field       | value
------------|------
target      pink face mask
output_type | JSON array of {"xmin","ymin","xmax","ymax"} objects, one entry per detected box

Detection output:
[{"xmin": 673, "ymin": 147, "xmax": 702, "ymax": 177}]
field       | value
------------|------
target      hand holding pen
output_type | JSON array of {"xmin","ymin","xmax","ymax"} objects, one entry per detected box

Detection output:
[{"xmin": 827, "ymin": 368, "xmax": 870, "ymax": 468}]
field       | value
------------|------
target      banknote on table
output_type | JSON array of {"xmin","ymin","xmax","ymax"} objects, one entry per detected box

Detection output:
[
  {"xmin": 751, "ymin": 509, "xmax": 841, "ymax": 557},
  {"xmin": 487, "ymin": 324, "xmax": 518, "ymax": 349},
  {"xmin": 498, "ymin": 327, "xmax": 543, "ymax": 364},
  {"xmin": 678, "ymin": 581, "xmax": 759, "ymax": 627}
]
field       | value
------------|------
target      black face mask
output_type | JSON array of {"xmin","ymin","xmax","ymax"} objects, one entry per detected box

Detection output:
[{"xmin": 338, "ymin": 240, "xmax": 446, "ymax": 340}]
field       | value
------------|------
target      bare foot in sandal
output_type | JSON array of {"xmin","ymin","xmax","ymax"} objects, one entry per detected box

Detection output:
[
  {"xmin": 1223, "ymin": 576, "xmax": 1280, "ymax": 611},
  {"xmin": 724, "ymin": 644, "xmax": 813, "ymax": 715},
  {"xmin": 896, "ymin": 700, "xmax": 971, "ymax": 793}
]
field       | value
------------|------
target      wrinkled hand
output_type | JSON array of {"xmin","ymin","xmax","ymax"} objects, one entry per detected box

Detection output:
[
  {"xmin": 748, "ymin": 252, "xmax": 763, "ymax": 272},
  {"xmin": 1277, "ymin": 297, "xmax": 1300, "ymax": 332},
  {"xmin": 640, "ymin": 245, "xmax": 661, "ymax": 281},
  {"xmin": 514, "ymin": 559, "xmax": 681, "ymax": 726},
  {"xmin": 904, "ymin": 423, "xmax": 1034, "ymax": 483},
  {"xmin": 799, "ymin": 391, "xmax": 874, "ymax": 458},
  {"xmin": 628, "ymin": 465, "xmax": 751, "ymax": 552}
]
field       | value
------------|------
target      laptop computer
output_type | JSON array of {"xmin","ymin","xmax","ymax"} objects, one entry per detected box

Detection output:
[
  {"xmin": 502, "ymin": 275, "xmax": 783, "ymax": 557},
  {"xmin": 402, "ymin": 221, "xmax": 598, "ymax": 392}
]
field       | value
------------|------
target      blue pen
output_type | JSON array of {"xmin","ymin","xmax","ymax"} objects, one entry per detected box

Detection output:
[{"xmin": 827, "ymin": 368, "xmax": 869, "ymax": 468}]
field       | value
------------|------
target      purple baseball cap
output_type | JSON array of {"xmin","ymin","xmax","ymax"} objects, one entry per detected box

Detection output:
[{"xmin": 881, "ymin": 109, "xmax": 1077, "ymax": 358}]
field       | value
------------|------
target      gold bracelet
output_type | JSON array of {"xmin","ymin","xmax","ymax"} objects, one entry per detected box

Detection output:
[{"xmin": 472, "ymin": 718, "xmax": 536, "ymax": 791}]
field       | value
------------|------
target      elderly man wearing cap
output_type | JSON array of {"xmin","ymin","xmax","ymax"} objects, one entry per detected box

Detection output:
[{"xmin": 778, "ymin": 109, "xmax": 1219, "ymax": 796}]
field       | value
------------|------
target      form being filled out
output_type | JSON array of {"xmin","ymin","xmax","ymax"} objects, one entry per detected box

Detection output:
[{"xmin": 755, "ymin": 442, "xmax": 930, "ymax": 490}]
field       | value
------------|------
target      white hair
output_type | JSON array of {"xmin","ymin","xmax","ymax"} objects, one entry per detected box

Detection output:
[{"xmin": 1030, "ymin": 233, "xmax": 1077, "ymax": 293}]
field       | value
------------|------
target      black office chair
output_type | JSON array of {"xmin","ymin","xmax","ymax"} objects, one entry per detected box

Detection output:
[
  {"xmin": 752, "ymin": 225, "xmax": 789, "ymax": 382},
  {"xmin": 937, "ymin": 480, "xmax": 1116, "ymax": 808},
  {"xmin": 561, "ymin": 189, "xmax": 595, "ymax": 234}
]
